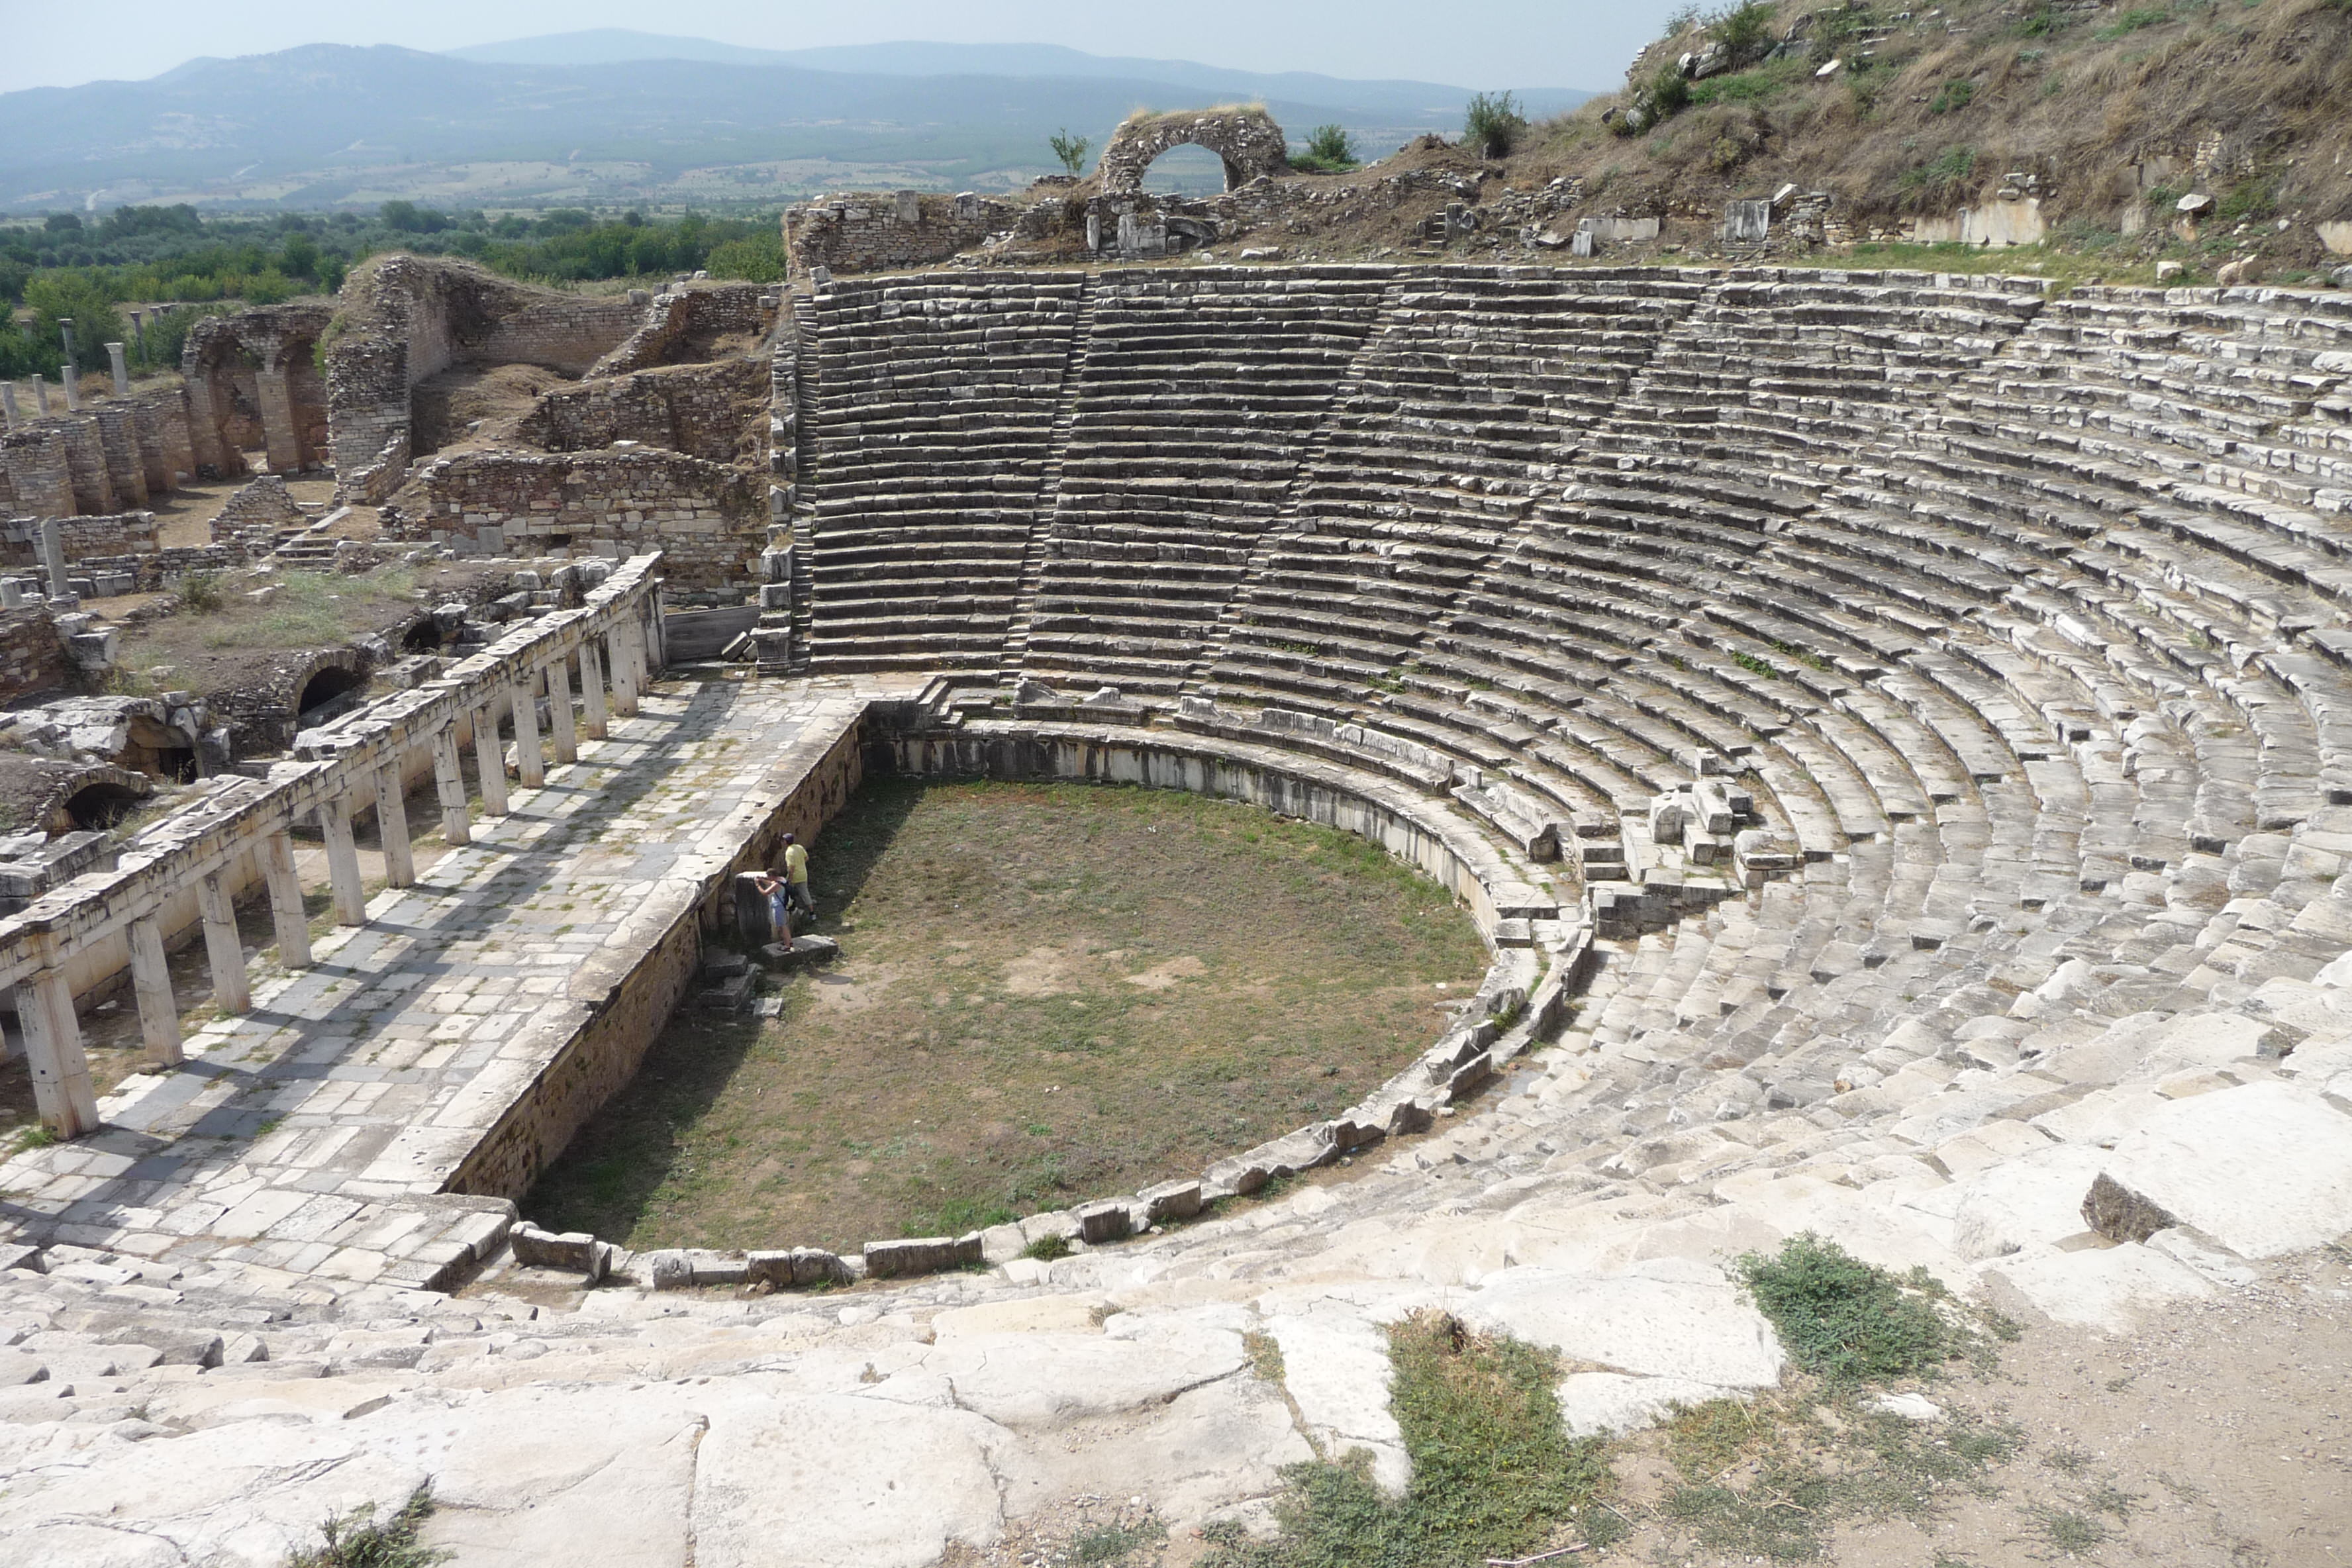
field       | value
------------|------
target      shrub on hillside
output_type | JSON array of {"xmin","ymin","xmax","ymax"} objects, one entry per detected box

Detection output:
[
  {"xmin": 1291, "ymin": 123, "xmax": 1359, "ymax": 173},
  {"xmin": 1465, "ymin": 92, "xmax": 1530, "ymax": 158}
]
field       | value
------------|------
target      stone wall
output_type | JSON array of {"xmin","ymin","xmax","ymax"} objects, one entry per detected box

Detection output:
[
  {"xmin": 1096, "ymin": 107, "xmax": 1292, "ymax": 195},
  {"xmin": 322, "ymin": 256, "xmax": 648, "ymax": 504},
  {"xmin": 405, "ymin": 448, "xmax": 766, "ymax": 589},
  {"xmin": 446, "ymin": 709, "xmax": 868, "ymax": 1199},
  {"xmin": 517, "ymin": 359, "xmax": 768, "ymax": 464},
  {"xmin": 0, "ymin": 389, "xmax": 196, "ymax": 520},
  {"xmin": 0, "ymin": 610, "xmax": 70, "ymax": 702},
  {"xmin": 183, "ymin": 306, "xmax": 335, "ymax": 479},
  {"xmin": 784, "ymin": 192, "xmax": 1020, "ymax": 278},
  {"xmin": 590, "ymin": 283, "xmax": 774, "ymax": 377},
  {"xmin": 0, "ymin": 511, "xmax": 159, "ymax": 572}
]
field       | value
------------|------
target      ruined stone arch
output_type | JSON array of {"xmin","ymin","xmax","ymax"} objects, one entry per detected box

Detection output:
[
  {"xmin": 1096, "ymin": 107, "xmax": 1291, "ymax": 195},
  {"xmin": 181, "ymin": 305, "xmax": 334, "ymax": 478}
]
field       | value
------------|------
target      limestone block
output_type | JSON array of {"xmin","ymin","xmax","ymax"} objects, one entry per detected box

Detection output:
[
  {"xmin": 2089, "ymin": 1081, "xmax": 2352, "ymax": 1258},
  {"xmin": 1984, "ymin": 1243, "xmax": 2214, "ymax": 1332},
  {"xmin": 1556, "ymin": 1371, "xmax": 1736, "ymax": 1436},
  {"xmin": 511, "ymin": 1222, "xmax": 606, "ymax": 1279},
  {"xmin": 1459, "ymin": 1261, "xmax": 1785, "ymax": 1388},
  {"xmin": 863, "ymin": 1232, "xmax": 982, "ymax": 1278},
  {"xmin": 1138, "ymin": 1178, "xmax": 1204, "ymax": 1224},
  {"xmin": 1075, "ymin": 1199, "xmax": 1134, "ymax": 1244},
  {"xmin": 1264, "ymin": 1306, "xmax": 1412, "ymax": 1493},
  {"xmin": 691, "ymin": 1389, "xmax": 1006, "ymax": 1568}
]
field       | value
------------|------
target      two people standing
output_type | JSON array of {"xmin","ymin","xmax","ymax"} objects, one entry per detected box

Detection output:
[{"xmin": 750, "ymin": 832, "xmax": 816, "ymax": 941}]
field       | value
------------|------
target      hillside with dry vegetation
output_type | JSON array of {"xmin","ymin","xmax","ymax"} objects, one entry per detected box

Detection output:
[
  {"xmin": 1553, "ymin": 0, "xmax": 2351, "ymax": 249},
  {"xmin": 1114, "ymin": 0, "xmax": 2352, "ymax": 284}
]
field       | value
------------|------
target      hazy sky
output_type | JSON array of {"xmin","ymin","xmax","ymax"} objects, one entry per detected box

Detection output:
[{"xmin": 1, "ymin": 1, "xmax": 1684, "ymax": 94}]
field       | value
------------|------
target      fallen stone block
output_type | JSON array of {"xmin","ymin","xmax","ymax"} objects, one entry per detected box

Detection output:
[
  {"xmin": 1138, "ymin": 1179, "xmax": 1204, "ymax": 1224},
  {"xmin": 760, "ymin": 934, "xmax": 841, "ymax": 970},
  {"xmin": 2093, "ymin": 1081, "xmax": 2352, "ymax": 1257},
  {"xmin": 1075, "ymin": 1200, "xmax": 1134, "ymax": 1245},
  {"xmin": 2079, "ymin": 1171, "xmax": 2178, "ymax": 1245},
  {"xmin": 0, "ymin": 1244, "xmax": 42, "ymax": 1274},
  {"xmin": 863, "ymin": 1234, "xmax": 981, "ymax": 1279},
  {"xmin": 512, "ymin": 1223, "xmax": 607, "ymax": 1280}
]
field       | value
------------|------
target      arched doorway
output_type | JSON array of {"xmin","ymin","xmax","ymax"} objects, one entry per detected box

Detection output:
[
  {"xmin": 1097, "ymin": 107, "xmax": 1292, "ymax": 196},
  {"xmin": 63, "ymin": 780, "xmax": 146, "ymax": 831},
  {"xmin": 295, "ymin": 664, "xmax": 369, "ymax": 724}
]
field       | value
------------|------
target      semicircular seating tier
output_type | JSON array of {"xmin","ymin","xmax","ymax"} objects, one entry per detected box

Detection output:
[{"xmin": 795, "ymin": 263, "xmax": 2352, "ymax": 1167}]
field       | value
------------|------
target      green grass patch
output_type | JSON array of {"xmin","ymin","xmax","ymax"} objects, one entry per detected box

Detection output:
[
  {"xmin": 1204, "ymin": 1311, "xmax": 1613, "ymax": 1568},
  {"xmin": 1075, "ymin": 1520, "xmax": 1167, "ymax": 1567},
  {"xmin": 528, "ymin": 778, "xmax": 1487, "ymax": 1252},
  {"xmin": 1738, "ymin": 1233, "xmax": 2013, "ymax": 1385},
  {"xmin": 1658, "ymin": 1388, "xmax": 2024, "ymax": 1560}
]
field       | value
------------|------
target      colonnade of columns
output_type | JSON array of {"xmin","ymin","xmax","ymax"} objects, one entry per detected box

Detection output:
[{"xmin": 12, "ymin": 605, "xmax": 658, "ymax": 1140}]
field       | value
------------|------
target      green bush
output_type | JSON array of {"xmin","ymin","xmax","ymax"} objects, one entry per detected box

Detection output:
[
  {"xmin": 1900, "ymin": 144, "xmax": 1979, "ymax": 207},
  {"xmin": 705, "ymin": 230, "xmax": 786, "ymax": 284},
  {"xmin": 2098, "ymin": 5, "xmax": 2171, "ymax": 35},
  {"xmin": 2013, "ymin": 1, "xmax": 2075, "ymax": 35},
  {"xmin": 1464, "ymin": 91, "xmax": 1530, "ymax": 158},
  {"xmin": 1292, "ymin": 123, "xmax": 1359, "ymax": 173},
  {"xmin": 23, "ymin": 271, "xmax": 126, "ymax": 373},
  {"xmin": 1929, "ymin": 78, "xmax": 1976, "ymax": 114},
  {"xmin": 1710, "ymin": 0, "xmax": 1780, "ymax": 68},
  {"xmin": 1736, "ymin": 1233, "xmax": 1990, "ymax": 1385}
]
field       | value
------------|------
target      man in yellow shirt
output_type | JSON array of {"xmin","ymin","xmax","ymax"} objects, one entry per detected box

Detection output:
[{"xmin": 779, "ymin": 832, "xmax": 815, "ymax": 925}]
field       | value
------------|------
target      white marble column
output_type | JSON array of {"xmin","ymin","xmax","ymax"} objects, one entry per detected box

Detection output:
[
  {"xmin": 473, "ymin": 703, "xmax": 511, "ymax": 816},
  {"xmin": 262, "ymin": 829, "xmax": 312, "ymax": 969},
  {"xmin": 320, "ymin": 794, "xmax": 369, "ymax": 925},
  {"xmin": 432, "ymin": 725, "xmax": 471, "ymax": 846},
  {"xmin": 548, "ymin": 656, "xmax": 579, "ymax": 765},
  {"xmin": 579, "ymin": 639, "xmax": 609, "ymax": 739},
  {"xmin": 197, "ymin": 871, "xmax": 250, "ymax": 1015},
  {"xmin": 18, "ymin": 967, "xmax": 97, "ymax": 1138},
  {"xmin": 127, "ymin": 916, "xmax": 182, "ymax": 1066},
  {"xmin": 511, "ymin": 672, "xmax": 545, "ymax": 789},
  {"xmin": 611, "ymin": 624, "xmax": 642, "ymax": 717},
  {"xmin": 375, "ymin": 759, "xmax": 415, "ymax": 887}
]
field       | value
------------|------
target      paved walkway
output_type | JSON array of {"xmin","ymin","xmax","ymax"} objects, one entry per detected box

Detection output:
[{"xmin": 0, "ymin": 673, "xmax": 905, "ymax": 1300}]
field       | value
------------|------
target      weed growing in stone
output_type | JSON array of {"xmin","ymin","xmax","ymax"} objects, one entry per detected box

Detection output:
[
  {"xmin": 1021, "ymin": 1232, "xmax": 1072, "ymax": 1262},
  {"xmin": 1203, "ymin": 1311, "xmax": 1612, "ymax": 1568},
  {"xmin": 286, "ymin": 1487, "xmax": 446, "ymax": 1568},
  {"xmin": 1074, "ymin": 1519, "xmax": 1167, "ymax": 1567}
]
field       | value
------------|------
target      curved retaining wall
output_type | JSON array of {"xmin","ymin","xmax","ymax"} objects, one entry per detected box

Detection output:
[{"xmin": 514, "ymin": 710, "xmax": 1596, "ymax": 1289}]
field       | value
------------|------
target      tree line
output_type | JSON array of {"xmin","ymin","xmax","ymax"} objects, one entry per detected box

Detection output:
[{"xmin": 1, "ymin": 203, "xmax": 787, "ymax": 379}]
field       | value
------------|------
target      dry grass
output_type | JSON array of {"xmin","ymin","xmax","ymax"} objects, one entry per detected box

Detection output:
[
  {"xmin": 1538, "ymin": 0, "xmax": 2352, "ymax": 252},
  {"xmin": 526, "ymin": 778, "xmax": 1489, "ymax": 1253}
]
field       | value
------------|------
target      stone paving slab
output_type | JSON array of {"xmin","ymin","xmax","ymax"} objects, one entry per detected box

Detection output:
[{"xmin": 0, "ymin": 673, "xmax": 909, "ymax": 1295}]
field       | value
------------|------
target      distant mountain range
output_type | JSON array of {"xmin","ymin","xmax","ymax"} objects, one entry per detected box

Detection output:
[{"xmin": 0, "ymin": 34, "xmax": 1592, "ymax": 215}]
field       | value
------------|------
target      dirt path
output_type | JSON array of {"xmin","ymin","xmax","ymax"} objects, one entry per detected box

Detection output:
[{"xmin": 1604, "ymin": 1248, "xmax": 2352, "ymax": 1567}]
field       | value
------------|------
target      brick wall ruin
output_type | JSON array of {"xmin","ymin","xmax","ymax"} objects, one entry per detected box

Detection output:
[
  {"xmin": 0, "ymin": 511, "xmax": 159, "ymax": 571},
  {"xmin": 321, "ymin": 256, "xmax": 647, "ymax": 504},
  {"xmin": 0, "ymin": 609, "xmax": 70, "ymax": 701},
  {"xmin": 517, "ymin": 359, "xmax": 768, "ymax": 465},
  {"xmin": 183, "ymin": 306, "xmax": 334, "ymax": 480},
  {"xmin": 402, "ymin": 448, "xmax": 765, "ymax": 589},
  {"xmin": 783, "ymin": 192, "xmax": 1020, "ymax": 278},
  {"xmin": 1, "ymin": 389, "xmax": 197, "ymax": 520},
  {"xmin": 590, "ymin": 283, "xmax": 775, "ymax": 376},
  {"xmin": 1096, "ymin": 107, "xmax": 1292, "ymax": 195}
]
